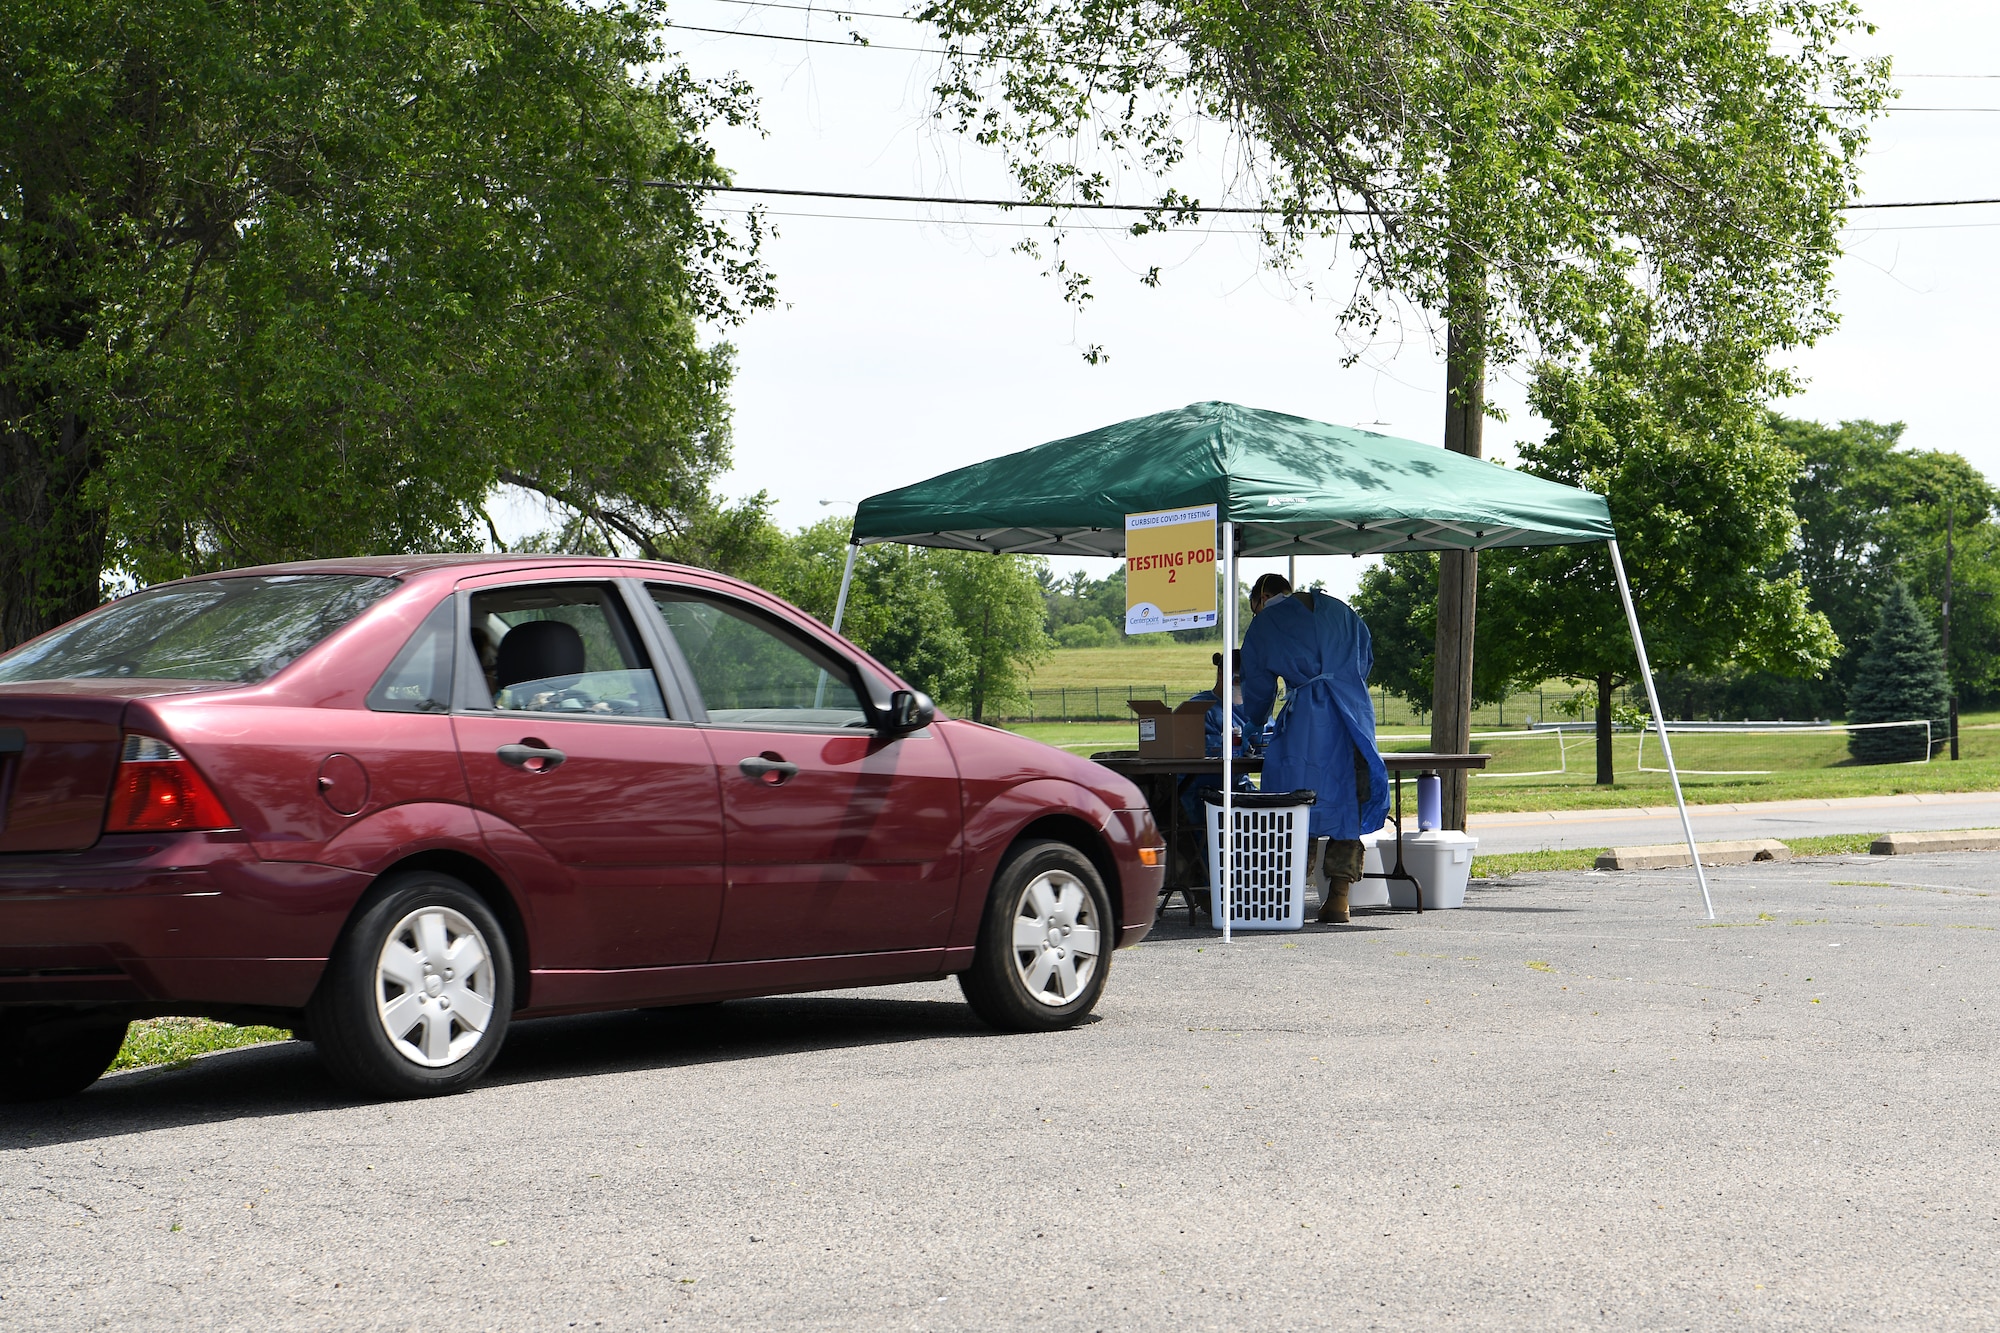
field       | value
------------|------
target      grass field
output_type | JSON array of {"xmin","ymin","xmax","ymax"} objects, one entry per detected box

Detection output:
[
  {"xmin": 111, "ymin": 1017, "xmax": 290, "ymax": 1072},
  {"xmin": 1006, "ymin": 716, "xmax": 2000, "ymax": 812},
  {"xmin": 1026, "ymin": 643, "xmax": 1223, "ymax": 691}
]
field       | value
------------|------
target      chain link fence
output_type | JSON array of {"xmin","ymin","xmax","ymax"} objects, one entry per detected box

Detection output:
[{"xmin": 991, "ymin": 682, "xmax": 1640, "ymax": 727}]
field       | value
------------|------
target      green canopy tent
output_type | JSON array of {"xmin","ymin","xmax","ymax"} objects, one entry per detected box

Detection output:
[{"xmin": 841, "ymin": 401, "xmax": 1713, "ymax": 928}]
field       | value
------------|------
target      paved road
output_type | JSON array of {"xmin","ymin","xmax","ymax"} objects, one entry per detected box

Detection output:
[
  {"xmin": 1467, "ymin": 789, "xmax": 2000, "ymax": 854},
  {"xmin": 7, "ymin": 852, "xmax": 2000, "ymax": 1329}
]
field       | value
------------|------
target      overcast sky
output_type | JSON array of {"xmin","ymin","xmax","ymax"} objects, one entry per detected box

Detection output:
[{"xmin": 625, "ymin": 0, "xmax": 1999, "ymax": 598}]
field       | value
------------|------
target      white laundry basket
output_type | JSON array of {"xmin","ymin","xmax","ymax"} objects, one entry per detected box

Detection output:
[{"xmin": 1202, "ymin": 788, "xmax": 1316, "ymax": 931}]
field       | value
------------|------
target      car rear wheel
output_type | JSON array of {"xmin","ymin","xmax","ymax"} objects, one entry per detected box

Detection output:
[
  {"xmin": 308, "ymin": 873, "xmax": 513, "ymax": 1098},
  {"xmin": 0, "ymin": 1008, "xmax": 129, "ymax": 1103},
  {"xmin": 958, "ymin": 840, "xmax": 1113, "ymax": 1032}
]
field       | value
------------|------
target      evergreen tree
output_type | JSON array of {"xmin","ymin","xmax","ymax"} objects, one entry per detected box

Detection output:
[{"xmin": 1846, "ymin": 581, "xmax": 1950, "ymax": 764}]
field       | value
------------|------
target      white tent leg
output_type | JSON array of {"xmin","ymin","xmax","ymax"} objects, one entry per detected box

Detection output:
[
  {"xmin": 1221, "ymin": 521, "xmax": 1236, "ymax": 943},
  {"xmin": 817, "ymin": 541, "xmax": 862, "ymax": 710},
  {"xmin": 1608, "ymin": 539, "xmax": 1715, "ymax": 921},
  {"xmin": 829, "ymin": 541, "xmax": 860, "ymax": 635}
]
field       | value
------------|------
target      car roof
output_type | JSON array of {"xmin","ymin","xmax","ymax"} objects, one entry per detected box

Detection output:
[{"xmin": 156, "ymin": 554, "xmax": 709, "ymax": 582}]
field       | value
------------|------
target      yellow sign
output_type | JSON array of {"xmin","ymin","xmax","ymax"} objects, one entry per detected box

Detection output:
[{"xmin": 1125, "ymin": 504, "xmax": 1218, "ymax": 634}]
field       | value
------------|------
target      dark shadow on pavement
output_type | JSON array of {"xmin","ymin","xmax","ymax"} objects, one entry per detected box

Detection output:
[{"xmin": 0, "ymin": 991, "xmax": 1015, "ymax": 1149}]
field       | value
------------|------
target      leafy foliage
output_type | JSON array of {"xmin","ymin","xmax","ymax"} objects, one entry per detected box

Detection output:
[
  {"xmin": 1846, "ymin": 581, "xmax": 1949, "ymax": 764},
  {"xmin": 1361, "ymin": 326, "xmax": 1836, "ymax": 722},
  {"xmin": 1772, "ymin": 417, "xmax": 2000, "ymax": 705},
  {"xmin": 753, "ymin": 518, "xmax": 1051, "ymax": 720},
  {"xmin": 1477, "ymin": 326, "xmax": 1838, "ymax": 693},
  {"xmin": 1, "ymin": 0, "xmax": 771, "ymax": 648},
  {"xmin": 921, "ymin": 0, "xmax": 1886, "ymax": 372},
  {"xmin": 1350, "ymin": 552, "xmax": 1514, "ymax": 715}
]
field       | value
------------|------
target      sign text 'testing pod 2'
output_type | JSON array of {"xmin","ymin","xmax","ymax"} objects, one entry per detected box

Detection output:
[{"xmin": 1124, "ymin": 504, "xmax": 1218, "ymax": 635}]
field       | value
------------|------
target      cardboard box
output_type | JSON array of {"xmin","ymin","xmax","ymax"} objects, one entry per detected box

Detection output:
[{"xmin": 1128, "ymin": 698, "xmax": 1213, "ymax": 759}]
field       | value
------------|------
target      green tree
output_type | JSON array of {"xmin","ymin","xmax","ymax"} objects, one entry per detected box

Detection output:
[
  {"xmin": 1362, "ymin": 326, "xmax": 1836, "ymax": 784},
  {"xmin": 1, "ymin": 0, "xmax": 771, "ymax": 648},
  {"xmin": 921, "ymin": 0, "xmax": 1885, "ymax": 816},
  {"xmin": 752, "ymin": 519, "xmax": 975, "ymax": 708},
  {"xmin": 1772, "ymin": 417, "xmax": 2000, "ymax": 706},
  {"xmin": 1845, "ymin": 581, "xmax": 1949, "ymax": 764},
  {"xmin": 931, "ymin": 550, "xmax": 1052, "ymax": 722},
  {"xmin": 1352, "ymin": 553, "xmax": 1516, "ymax": 715}
]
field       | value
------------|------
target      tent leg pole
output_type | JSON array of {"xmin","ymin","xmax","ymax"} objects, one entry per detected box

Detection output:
[
  {"xmin": 1221, "ymin": 521, "xmax": 1236, "ymax": 944},
  {"xmin": 1608, "ymin": 539, "xmax": 1714, "ymax": 921},
  {"xmin": 818, "ymin": 541, "xmax": 862, "ymax": 710},
  {"xmin": 830, "ymin": 541, "xmax": 860, "ymax": 635}
]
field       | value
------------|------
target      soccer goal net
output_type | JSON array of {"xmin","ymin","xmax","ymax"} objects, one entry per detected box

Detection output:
[
  {"xmin": 1435, "ymin": 718, "xmax": 1939, "ymax": 779},
  {"xmin": 1633, "ymin": 720, "xmax": 1937, "ymax": 775}
]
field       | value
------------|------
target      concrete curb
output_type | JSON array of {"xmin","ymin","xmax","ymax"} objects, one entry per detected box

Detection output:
[
  {"xmin": 1869, "ymin": 829, "xmax": 2000, "ymax": 855},
  {"xmin": 1595, "ymin": 839, "xmax": 1791, "ymax": 871}
]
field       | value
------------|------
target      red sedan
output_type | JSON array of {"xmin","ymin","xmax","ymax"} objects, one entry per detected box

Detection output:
[{"xmin": 0, "ymin": 556, "xmax": 1162, "ymax": 1100}]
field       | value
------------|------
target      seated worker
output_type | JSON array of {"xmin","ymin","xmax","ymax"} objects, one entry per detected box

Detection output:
[
  {"xmin": 1179, "ymin": 650, "xmax": 1258, "ymax": 888},
  {"xmin": 1239, "ymin": 573, "xmax": 1389, "ymax": 924}
]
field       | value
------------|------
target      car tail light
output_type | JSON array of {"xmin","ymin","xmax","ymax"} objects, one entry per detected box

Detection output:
[{"xmin": 105, "ymin": 735, "xmax": 235, "ymax": 833}]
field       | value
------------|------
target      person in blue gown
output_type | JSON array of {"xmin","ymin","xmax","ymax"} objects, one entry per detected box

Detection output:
[{"xmin": 1239, "ymin": 573, "xmax": 1389, "ymax": 923}]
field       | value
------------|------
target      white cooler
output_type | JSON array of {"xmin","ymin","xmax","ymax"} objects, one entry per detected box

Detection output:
[{"xmin": 1387, "ymin": 830, "xmax": 1479, "ymax": 910}]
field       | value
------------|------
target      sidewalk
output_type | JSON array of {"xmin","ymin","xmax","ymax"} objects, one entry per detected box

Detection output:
[{"xmin": 1466, "ymin": 789, "xmax": 2000, "ymax": 855}]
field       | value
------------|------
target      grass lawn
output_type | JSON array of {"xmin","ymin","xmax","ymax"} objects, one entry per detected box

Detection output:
[
  {"xmin": 1003, "ymin": 717, "xmax": 2000, "ymax": 813},
  {"xmin": 111, "ymin": 1017, "xmax": 291, "ymax": 1072},
  {"xmin": 1026, "ymin": 643, "xmax": 1223, "ymax": 692}
]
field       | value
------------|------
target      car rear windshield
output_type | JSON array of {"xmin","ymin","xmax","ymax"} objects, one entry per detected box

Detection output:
[{"xmin": 0, "ymin": 575, "xmax": 399, "ymax": 684}]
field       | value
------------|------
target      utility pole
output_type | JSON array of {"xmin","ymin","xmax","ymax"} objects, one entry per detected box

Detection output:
[{"xmin": 1430, "ymin": 296, "xmax": 1483, "ymax": 829}]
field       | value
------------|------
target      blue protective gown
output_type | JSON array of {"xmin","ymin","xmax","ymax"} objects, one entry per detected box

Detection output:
[{"xmin": 1240, "ymin": 592, "xmax": 1390, "ymax": 840}]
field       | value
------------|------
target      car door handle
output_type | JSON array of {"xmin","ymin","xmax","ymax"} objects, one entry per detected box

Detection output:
[
  {"xmin": 498, "ymin": 742, "xmax": 566, "ymax": 772},
  {"xmin": 738, "ymin": 754, "xmax": 799, "ymax": 785}
]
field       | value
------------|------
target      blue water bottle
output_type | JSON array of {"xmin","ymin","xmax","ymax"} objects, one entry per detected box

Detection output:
[{"xmin": 1415, "ymin": 772, "xmax": 1442, "ymax": 831}]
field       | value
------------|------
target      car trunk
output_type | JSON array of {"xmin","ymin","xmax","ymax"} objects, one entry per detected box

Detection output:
[{"xmin": 0, "ymin": 683, "xmax": 218, "ymax": 853}]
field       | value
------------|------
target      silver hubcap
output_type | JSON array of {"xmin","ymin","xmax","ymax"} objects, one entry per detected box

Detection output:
[
  {"xmin": 1010, "ymin": 869, "xmax": 1102, "ymax": 1007},
  {"xmin": 375, "ymin": 906, "xmax": 497, "ymax": 1068}
]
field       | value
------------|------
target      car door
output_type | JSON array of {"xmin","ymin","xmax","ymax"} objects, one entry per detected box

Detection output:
[
  {"xmin": 451, "ymin": 576, "xmax": 724, "ymax": 970},
  {"xmin": 644, "ymin": 581, "xmax": 963, "ymax": 963}
]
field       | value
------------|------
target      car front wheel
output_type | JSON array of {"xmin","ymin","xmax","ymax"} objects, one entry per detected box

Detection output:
[
  {"xmin": 0, "ymin": 1008, "xmax": 129, "ymax": 1103},
  {"xmin": 958, "ymin": 840, "xmax": 1113, "ymax": 1032},
  {"xmin": 308, "ymin": 873, "xmax": 513, "ymax": 1098}
]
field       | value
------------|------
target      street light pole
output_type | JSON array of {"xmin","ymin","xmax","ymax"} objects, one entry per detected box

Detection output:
[{"xmin": 1944, "ymin": 495, "xmax": 1958, "ymax": 760}]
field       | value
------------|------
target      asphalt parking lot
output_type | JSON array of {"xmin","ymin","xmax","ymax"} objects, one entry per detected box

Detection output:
[{"xmin": 6, "ymin": 853, "xmax": 2000, "ymax": 1331}]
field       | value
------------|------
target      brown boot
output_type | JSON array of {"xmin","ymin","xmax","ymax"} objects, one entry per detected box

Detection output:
[{"xmin": 1317, "ymin": 879, "xmax": 1350, "ymax": 925}]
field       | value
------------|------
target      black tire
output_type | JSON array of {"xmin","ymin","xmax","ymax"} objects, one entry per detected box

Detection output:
[
  {"xmin": 958, "ymin": 840, "xmax": 1115, "ymax": 1032},
  {"xmin": 0, "ymin": 1008, "xmax": 129, "ymax": 1103},
  {"xmin": 307, "ymin": 872, "xmax": 513, "ymax": 1098}
]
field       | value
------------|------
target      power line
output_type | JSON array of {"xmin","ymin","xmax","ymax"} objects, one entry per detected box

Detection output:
[
  {"xmin": 655, "ymin": 179, "xmax": 2000, "ymax": 213},
  {"xmin": 668, "ymin": 24, "xmax": 2000, "ymax": 112},
  {"xmin": 707, "ymin": 203, "xmax": 2000, "ymax": 235},
  {"xmin": 651, "ymin": 180, "xmax": 1370, "ymax": 215}
]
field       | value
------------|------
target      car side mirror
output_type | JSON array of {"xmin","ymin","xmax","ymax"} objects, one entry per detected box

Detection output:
[{"xmin": 883, "ymin": 688, "xmax": 934, "ymax": 735}]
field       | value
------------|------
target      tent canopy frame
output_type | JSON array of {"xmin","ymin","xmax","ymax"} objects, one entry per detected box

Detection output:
[{"xmin": 833, "ymin": 402, "xmax": 1715, "ymax": 925}]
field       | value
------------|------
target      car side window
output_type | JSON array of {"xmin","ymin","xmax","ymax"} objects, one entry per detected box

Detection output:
[
  {"xmin": 647, "ymin": 585, "xmax": 869, "ymax": 729},
  {"xmin": 465, "ymin": 583, "xmax": 668, "ymax": 718},
  {"xmin": 368, "ymin": 596, "xmax": 456, "ymax": 713}
]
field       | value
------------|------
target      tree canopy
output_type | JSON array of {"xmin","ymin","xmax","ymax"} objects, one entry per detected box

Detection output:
[
  {"xmin": 752, "ymin": 518, "xmax": 1051, "ymax": 722},
  {"xmin": 1773, "ymin": 418, "xmax": 2000, "ymax": 706},
  {"xmin": 922, "ymin": 0, "xmax": 1886, "ymax": 371},
  {"xmin": 1, "ymin": 0, "xmax": 771, "ymax": 648},
  {"xmin": 1355, "ymin": 325, "xmax": 1838, "ymax": 781}
]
